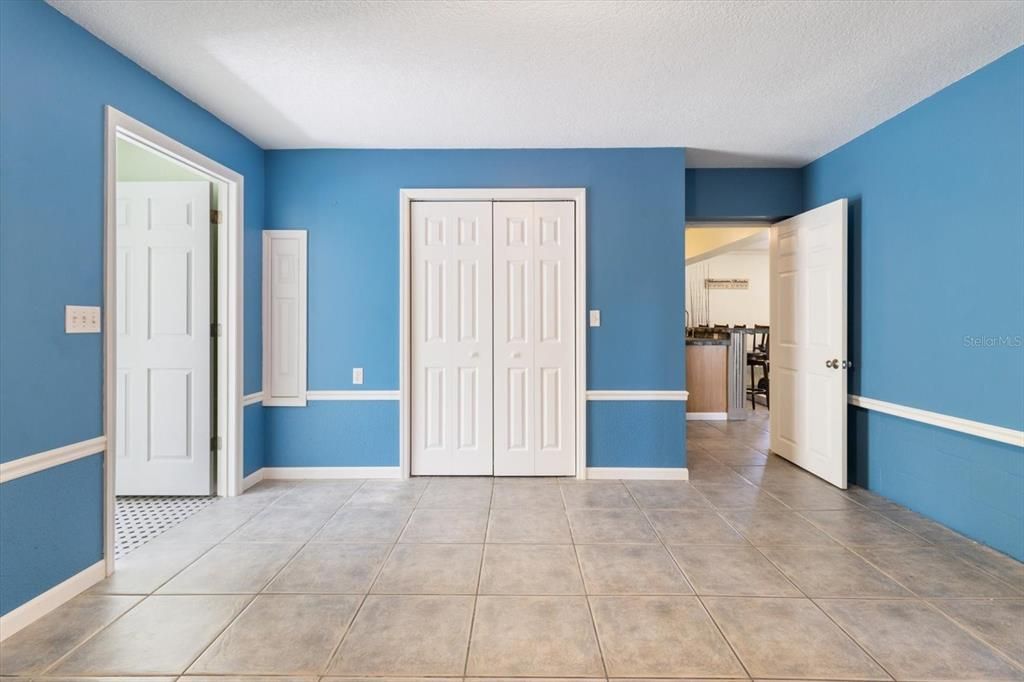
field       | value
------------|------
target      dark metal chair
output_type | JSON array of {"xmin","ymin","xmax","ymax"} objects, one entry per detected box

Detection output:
[{"xmin": 746, "ymin": 325, "xmax": 769, "ymax": 409}]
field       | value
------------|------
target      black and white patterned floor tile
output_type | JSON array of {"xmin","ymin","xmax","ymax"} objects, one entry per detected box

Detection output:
[{"xmin": 115, "ymin": 495, "xmax": 217, "ymax": 559}]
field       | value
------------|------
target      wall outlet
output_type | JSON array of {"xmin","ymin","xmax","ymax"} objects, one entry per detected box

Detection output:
[
  {"xmin": 589, "ymin": 310, "xmax": 601, "ymax": 327},
  {"xmin": 352, "ymin": 367, "xmax": 364, "ymax": 385},
  {"xmin": 66, "ymin": 305, "xmax": 101, "ymax": 333}
]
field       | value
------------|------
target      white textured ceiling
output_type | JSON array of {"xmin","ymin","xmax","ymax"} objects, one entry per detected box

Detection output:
[{"xmin": 49, "ymin": 0, "xmax": 1023, "ymax": 166}]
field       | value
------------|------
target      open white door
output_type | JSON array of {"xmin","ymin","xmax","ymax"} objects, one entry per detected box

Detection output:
[
  {"xmin": 116, "ymin": 181, "xmax": 212, "ymax": 495},
  {"xmin": 769, "ymin": 199, "xmax": 848, "ymax": 488}
]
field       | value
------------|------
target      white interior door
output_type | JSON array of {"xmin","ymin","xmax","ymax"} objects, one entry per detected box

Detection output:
[
  {"xmin": 411, "ymin": 201, "xmax": 494, "ymax": 475},
  {"xmin": 493, "ymin": 202, "xmax": 576, "ymax": 476},
  {"xmin": 116, "ymin": 181, "xmax": 212, "ymax": 495},
  {"xmin": 769, "ymin": 198, "xmax": 848, "ymax": 488}
]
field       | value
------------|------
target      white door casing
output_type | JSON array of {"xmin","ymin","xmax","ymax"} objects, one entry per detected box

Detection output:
[
  {"xmin": 493, "ymin": 202, "xmax": 576, "ymax": 476},
  {"xmin": 411, "ymin": 202, "xmax": 494, "ymax": 475},
  {"xmin": 116, "ymin": 181, "xmax": 212, "ymax": 495},
  {"xmin": 770, "ymin": 198, "xmax": 849, "ymax": 488}
]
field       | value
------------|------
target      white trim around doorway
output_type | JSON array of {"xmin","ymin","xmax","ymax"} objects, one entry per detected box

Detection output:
[
  {"xmin": 103, "ymin": 107, "xmax": 245, "ymax": 577},
  {"xmin": 398, "ymin": 188, "xmax": 588, "ymax": 480}
]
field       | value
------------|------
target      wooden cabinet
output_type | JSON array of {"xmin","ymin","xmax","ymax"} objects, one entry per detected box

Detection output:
[{"xmin": 686, "ymin": 343, "xmax": 728, "ymax": 414}]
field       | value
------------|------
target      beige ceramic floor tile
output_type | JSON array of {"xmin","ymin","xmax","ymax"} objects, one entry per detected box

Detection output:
[
  {"xmin": 346, "ymin": 480, "xmax": 428, "ymax": 507},
  {"xmin": 266, "ymin": 542, "xmax": 391, "ymax": 593},
  {"xmin": 668, "ymin": 545, "xmax": 800, "ymax": 597},
  {"xmin": 486, "ymin": 508, "xmax": 571, "ymax": 543},
  {"xmin": 589, "ymin": 595, "xmax": 745, "ymax": 678},
  {"xmin": 702, "ymin": 596, "xmax": 888, "ymax": 681},
  {"xmin": 820, "ymin": 598, "xmax": 1022, "ymax": 681},
  {"xmin": 576, "ymin": 544, "xmax": 692, "ymax": 594},
  {"xmin": 467, "ymin": 596, "xmax": 604, "ymax": 677},
  {"xmin": 559, "ymin": 480, "xmax": 636, "ymax": 508},
  {"xmin": 372, "ymin": 543, "xmax": 482, "ymax": 594},
  {"xmin": 929, "ymin": 598, "xmax": 1024, "ymax": 666},
  {"xmin": 856, "ymin": 546, "xmax": 1022, "ymax": 597},
  {"xmin": 0, "ymin": 594, "xmax": 141, "ymax": 675},
  {"xmin": 760, "ymin": 545, "xmax": 913, "ymax": 597},
  {"xmin": 90, "ymin": 542, "xmax": 215, "ymax": 594},
  {"xmin": 954, "ymin": 544, "xmax": 1024, "ymax": 591},
  {"xmin": 328, "ymin": 595, "xmax": 474, "ymax": 676},
  {"xmin": 418, "ymin": 478, "xmax": 494, "ymax": 509},
  {"xmin": 271, "ymin": 480, "xmax": 364, "ymax": 511},
  {"xmin": 645, "ymin": 509, "xmax": 747, "ymax": 545},
  {"xmin": 478, "ymin": 544, "xmax": 584, "ymax": 595},
  {"xmin": 190, "ymin": 594, "xmax": 360, "ymax": 674},
  {"xmin": 692, "ymin": 483, "xmax": 787, "ymax": 510},
  {"xmin": 314, "ymin": 505, "xmax": 412, "ymax": 543},
  {"xmin": 50, "ymin": 595, "xmax": 251, "ymax": 675},
  {"xmin": 623, "ymin": 481, "xmax": 712, "ymax": 510},
  {"xmin": 491, "ymin": 479, "xmax": 565, "ymax": 509},
  {"xmin": 719, "ymin": 510, "xmax": 838, "ymax": 547},
  {"xmin": 227, "ymin": 506, "xmax": 334, "ymax": 543},
  {"xmin": 800, "ymin": 509, "xmax": 930, "ymax": 546},
  {"xmin": 763, "ymin": 485, "xmax": 868, "ymax": 511},
  {"xmin": 567, "ymin": 508, "xmax": 659, "ymax": 544},
  {"xmin": 400, "ymin": 507, "xmax": 489, "ymax": 543},
  {"xmin": 881, "ymin": 509, "xmax": 977, "ymax": 545},
  {"xmin": 157, "ymin": 542, "xmax": 299, "ymax": 594}
]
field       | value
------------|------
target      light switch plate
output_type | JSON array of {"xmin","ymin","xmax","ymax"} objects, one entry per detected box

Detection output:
[
  {"xmin": 589, "ymin": 310, "xmax": 601, "ymax": 327},
  {"xmin": 352, "ymin": 367, "xmax": 364, "ymax": 385},
  {"xmin": 66, "ymin": 305, "xmax": 101, "ymax": 334}
]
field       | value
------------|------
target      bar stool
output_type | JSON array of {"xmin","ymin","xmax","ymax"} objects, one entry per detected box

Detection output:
[{"xmin": 746, "ymin": 325, "xmax": 769, "ymax": 409}]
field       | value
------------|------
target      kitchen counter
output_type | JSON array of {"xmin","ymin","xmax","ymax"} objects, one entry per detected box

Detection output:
[
  {"xmin": 686, "ymin": 336, "xmax": 731, "ymax": 346},
  {"xmin": 686, "ymin": 328, "xmax": 750, "ymax": 420}
]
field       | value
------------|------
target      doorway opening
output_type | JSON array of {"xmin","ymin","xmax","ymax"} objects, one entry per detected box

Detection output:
[
  {"xmin": 685, "ymin": 200, "xmax": 848, "ymax": 489},
  {"xmin": 103, "ymin": 107, "xmax": 245, "ymax": 571}
]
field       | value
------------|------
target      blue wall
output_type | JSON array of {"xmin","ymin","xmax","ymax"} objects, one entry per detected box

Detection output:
[
  {"xmin": 804, "ymin": 47, "xmax": 1024, "ymax": 559},
  {"xmin": 0, "ymin": 0, "xmax": 265, "ymax": 614},
  {"xmin": 264, "ymin": 148, "xmax": 687, "ymax": 468},
  {"xmin": 0, "ymin": 456, "xmax": 104, "ymax": 615},
  {"xmin": 686, "ymin": 168, "xmax": 803, "ymax": 221}
]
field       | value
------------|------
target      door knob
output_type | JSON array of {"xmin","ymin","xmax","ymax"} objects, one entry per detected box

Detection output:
[{"xmin": 825, "ymin": 358, "xmax": 839, "ymax": 369}]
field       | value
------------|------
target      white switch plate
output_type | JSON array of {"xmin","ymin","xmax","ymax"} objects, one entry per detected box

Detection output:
[
  {"xmin": 66, "ymin": 305, "xmax": 101, "ymax": 334},
  {"xmin": 589, "ymin": 310, "xmax": 601, "ymax": 327},
  {"xmin": 352, "ymin": 367, "xmax": 364, "ymax": 385}
]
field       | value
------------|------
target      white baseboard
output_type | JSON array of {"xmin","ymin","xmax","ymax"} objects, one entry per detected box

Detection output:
[
  {"xmin": 242, "ymin": 469, "xmax": 264, "ymax": 490},
  {"xmin": 0, "ymin": 560, "xmax": 105, "ymax": 641},
  {"xmin": 687, "ymin": 412, "xmax": 728, "ymax": 421},
  {"xmin": 261, "ymin": 466, "xmax": 403, "ymax": 480},
  {"xmin": 587, "ymin": 467, "xmax": 689, "ymax": 480}
]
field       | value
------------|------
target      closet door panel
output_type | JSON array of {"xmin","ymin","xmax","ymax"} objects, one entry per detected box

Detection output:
[
  {"xmin": 411, "ymin": 201, "xmax": 493, "ymax": 475},
  {"xmin": 494, "ymin": 201, "xmax": 575, "ymax": 476}
]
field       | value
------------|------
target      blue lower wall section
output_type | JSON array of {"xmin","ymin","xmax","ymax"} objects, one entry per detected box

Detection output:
[
  {"xmin": 0, "ymin": 454, "xmax": 104, "ymax": 615},
  {"xmin": 587, "ymin": 401, "xmax": 686, "ymax": 469},
  {"xmin": 243, "ymin": 403, "xmax": 265, "ymax": 477},
  {"xmin": 851, "ymin": 408, "xmax": 1024, "ymax": 560},
  {"xmin": 265, "ymin": 401, "xmax": 399, "ymax": 468}
]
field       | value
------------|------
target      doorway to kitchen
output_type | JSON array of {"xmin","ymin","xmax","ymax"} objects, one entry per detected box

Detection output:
[{"xmin": 685, "ymin": 200, "xmax": 850, "ymax": 488}]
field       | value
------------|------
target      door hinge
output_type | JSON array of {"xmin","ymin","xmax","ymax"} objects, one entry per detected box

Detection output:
[
  {"xmin": 211, "ymin": 435, "xmax": 223, "ymax": 451},
  {"xmin": 211, "ymin": 322, "xmax": 223, "ymax": 338},
  {"xmin": 210, "ymin": 209, "xmax": 222, "ymax": 225}
]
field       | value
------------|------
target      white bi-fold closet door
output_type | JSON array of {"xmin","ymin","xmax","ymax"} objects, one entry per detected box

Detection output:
[{"xmin": 411, "ymin": 200, "xmax": 575, "ymax": 476}]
